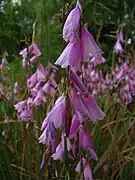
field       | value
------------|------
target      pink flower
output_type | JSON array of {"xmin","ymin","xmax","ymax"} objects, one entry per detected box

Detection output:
[
  {"xmin": 14, "ymin": 82, "xmax": 19, "ymax": 94},
  {"xmin": 69, "ymin": 89, "xmax": 105, "ymax": 122},
  {"xmin": 75, "ymin": 158, "xmax": 93, "ymax": 180},
  {"xmin": 52, "ymin": 134, "xmax": 72, "ymax": 161},
  {"xmin": 84, "ymin": 163, "xmax": 93, "ymax": 180},
  {"xmin": 114, "ymin": 40, "xmax": 123, "ymax": 54},
  {"xmin": 55, "ymin": 37, "xmax": 81, "ymax": 71},
  {"xmin": 1, "ymin": 57, "xmax": 8, "ymax": 68},
  {"xmin": 27, "ymin": 72, "xmax": 37, "ymax": 89},
  {"xmin": 41, "ymin": 95, "xmax": 67, "ymax": 131},
  {"xmin": 33, "ymin": 90, "xmax": 46, "ymax": 106},
  {"xmin": 39, "ymin": 122, "xmax": 56, "ymax": 146},
  {"xmin": 14, "ymin": 100, "xmax": 26, "ymax": 112},
  {"xmin": 114, "ymin": 32, "xmax": 124, "ymax": 54},
  {"xmin": 69, "ymin": 115, "xmax": 80, "ymax": 138},
  {"xmin": 69, "ymin": 69, "xmax": 88, "ymax": 95},
  {"xmin": 19, "ymin": 108, "xmax": 32, "ymax": 121},
  {"xmin": 63, "ymin": 0, "xmax": 82, "ymax": 42},
  {"xmin": 81, "ymin": 27, "xmax": 103, "ymax": 61},
  {"xmin": 79, "ymin": 127, "xmax": 98, "ymax": 161}
]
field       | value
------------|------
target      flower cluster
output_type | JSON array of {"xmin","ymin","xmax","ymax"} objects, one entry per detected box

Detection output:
[
  {"xmin": 39, "ymin": 1, "xmax": 105, "ymax": 179},
  {"xmin": 19, "ymin": 42, "xmax": 41, "ymax": 68},
  {"xmin": 14, "ymin": 63, "xmax": 57, "ymax": 120}
]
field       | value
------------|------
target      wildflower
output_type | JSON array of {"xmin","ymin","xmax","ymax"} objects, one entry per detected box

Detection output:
[
  {"xmin": 114, "ymin": 31, "xmax": 124, "ymax": 54},
  {"xmin": 81, "ymin": 27, "xmax": 103, "ymax": 62},
  {"xmin": 41, "ymin": 95, "xmax": 67, "ymax": 131},
  {"xmin": 69, "ymin": 115, "xmax": 80, "ymax": 138},
  {"xmin": 75, "ymin": 158, "xmax": 93, "ymax": 180},
  {"xmin": 14, "ymin": 82, "xmax": 19, "ymax": 94},
  {"xmin": 69, "ymin": 89, "xmax": 105, "ymax": 123},
  {"xmin": 55, "ymin": 37, "xmax": 81, "ymax": 71},
  {"xmin": 79, "ymin": 126, "xmax": 98, "ymax": 161},
  {"xmin": 52, "ymin": 134, "xmax": 72, "ymax": 161},
  {"xmin": 63, "ymin": 0, "xmax": 82, "ymax": 42}
]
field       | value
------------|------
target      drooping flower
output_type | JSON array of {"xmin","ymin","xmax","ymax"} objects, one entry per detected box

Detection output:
[
  {"xmin": 114, "ymin": 31, "xmax": 124, "ymax": 54},
  {"xmin": 52, "ymin": 134, "xmax": 72, "ymax": 161},
  {"xmin": 81, "ymin": 27, "xmax": 103, "ymax": 62},
  {"xmin": 14, "ymin": 100, "xmax": 27, "ymax": 112},
  {"xmin": 1, "ymin": 57, "xmax": 8, "ymax": 68},
  {"xmin": 79, "ymin": 126, "xmax": 98, "ymax": 161},
  {"xmin": 55, "ymin": 37, "xmax": 81, "ymax": 71},
  {"xmin": 69, "ymin": 69, "xmax": 88, "ymax": 96},
  {"xmin": 39, "ymin": 122, "xmax": 56, "ymax": 147},
  {"xmin": 63, "ymin": 0, "xmax": 82, "ymax": 42},
  {"xmin": 19, "ymin": 43, "xmax": 41, "ymax": 66},
  {"xmin": 69, "ymin": 88, "xmax": 105, "ymax": 122},
  {"xmin": 14, "ymin": 82, "xmax": 19, "ymax": 94},
  {"xmin": 41, "ymin": 95, "xmax": 67, "ymax": 131},
  {"xmin": 75, "ymin": 158, "xmax": 93, "ymax": 180},
  {"xmin": 69, "ymin": 115, "xmax": 80, "ymax": 138}
]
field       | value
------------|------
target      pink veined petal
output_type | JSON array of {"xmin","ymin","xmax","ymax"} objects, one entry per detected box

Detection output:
[
  {"xmin": 14, "ymin": 82, "xmax": 19, "ymax": 94},
  {"xmin": 41, "ymin": 95, "xmax": 66, "ymax": 131},
  {"xmin": 68, "ymin": 37, "xmax": 81, "ymax": 71},
  {"xmin": 32, "ymin": 43, "xmax": 41, "ymax": 56},
  {"xmin": 84, "ymin": 163, "xmax": 93, "ymax": 180},
  {"xmin": 30, "ymin": 55, "xmax": 39, "ymax": 64},
  {"xmin": 55, "ymin": 37, "xmax": 81, "ymax": 71},
  {"xmin": 69, "ymin": 115, "xmax": 80, "ymax": 138},
  {"xmin": 79, "ymin": 127, "xmax": 94, "ymax": 150},
  {"xmin": 83, "ymin": 96, "xmax": 105, "ymax": 122},
  {"xmin": 81, "ymin": 27, "xmax": 103, "ymax": 62},
  {"xmin": 55, "ymin": 43, "xmax": 72, "ymax": 68},
  {"xmin": 114, "ymin": 40, "xmax": 123, "ymax": 54},
  {"xmin": 14, "ymin": 100, "xmax": 27, "ymax": 112},
  {"xmin": 63, "ymin": 0, "xmax": 82, "ymax": 42},
  {"xmin": 75, "ymin": 158, "xmax": 87, "ymax": 173},
  {"xmin": 52, "ymin": 142, "xmax": 64, "ymax": 161},
  {"xmin": 37, "ymin": 64, "xmax": 47, "ymax": 81},
  {"xmin": 89, "ymin": 149, "xmax": 98, "ymax": 161},
  {"xmin": 19, "ymin": 108, "xmax": 31, "ymax": 121},
  {"xmin": 27, "ymin": 72, "xmax": 37, "ymax": 88},
  {"xmin": 69, "ymin": 89, "xmax": 90, "ymax": 120},
  {"xmin": 52, "ymin": 135, "xmax": 72, "ymax": 161},
  {"xmin": 69, "ymin": 69, "xmax": 88, "ymax": 95}
]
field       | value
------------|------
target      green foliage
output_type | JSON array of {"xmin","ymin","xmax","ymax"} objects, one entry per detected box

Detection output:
[{"xmin": 0, "ymin": 0, "xmax": 135, "ymax": 179}]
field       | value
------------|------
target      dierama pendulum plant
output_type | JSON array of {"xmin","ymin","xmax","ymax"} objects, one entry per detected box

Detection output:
[{"xmin": 39, "ymin": 0, "xmax": 105, "ymax": 179}]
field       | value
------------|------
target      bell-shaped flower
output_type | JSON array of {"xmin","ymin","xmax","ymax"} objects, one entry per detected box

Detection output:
[
  {"xmin": 63, "ymin": 0, "xmax": 82, "ymax": 42},
  {"xmin": 79, "ymin": 126, "xmax": 98, "ymax": 161},
  {"xmin": 114, "ymin": 32, "xmax": 124, "ymax": 54},
  {"xmin": 81, "ymin": 27, "xmax": 103, "ymax": 62},
  {"xmin": 69, "ymin": 115, "xmax": 80, "ymax": 138},
  {"xmin": 69, "ymin": 89, "xmax": 105, "ymax": 122},
  {"xmin": 84, "ymin": 163, "xmax": 93, "ymax": 180},
  {"xmin": 39, "ymin": 122, "xmax": 56, "ymax": 146},
  {"xmin": 27, "ymin": 72, "xmax": 37, "ymax": 89},
  {"xmin": 18, "ymin": 108, "xmax": 32, "ymax": 121},
  {"xmin": 52, "ymin": 134, "xmax": 72, "ymax": 161},
  {"xmin": 90, "ymin": 56, "xmax": 106, "ymax": 66},
  {"xmin": 14, "ymin": 82, "xmax": 19, "ymax": 94},
  {"xmin": 37, "ymin": 64, "xmax": 47, "ymax": 82},
  {"xmin": 1, "ymin": 57, "xmax": 8, "ymax": 68},
  {"xmin": 75, "ymin": 158, "xmax": 93, "ymax": 180},
  {"xmin": 114, "ymin": 40, "xmax": 124, "ymax": 54},
  {"xmin": 41, "ymin": 95, "xmax": 67, "ymax": 131},
  {"xmin": 55, "ymin": 37, "xmax": 81, "ymax": 71},
  {"xmin": 14, "ymin": 100, "xmax": 27, "ymax": 113},
  {"xmin": 33, "ymin": 90, "xmax": 46, "ymax": 106},
  {"xmin": 69, "ymin": 69, "xmax": 88, "ymax": 96}
]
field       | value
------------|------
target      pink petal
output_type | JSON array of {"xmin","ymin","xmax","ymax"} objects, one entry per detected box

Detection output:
[{"xmin": 63, "ymin": 1, "xmax": 82, "ymax": 42}]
